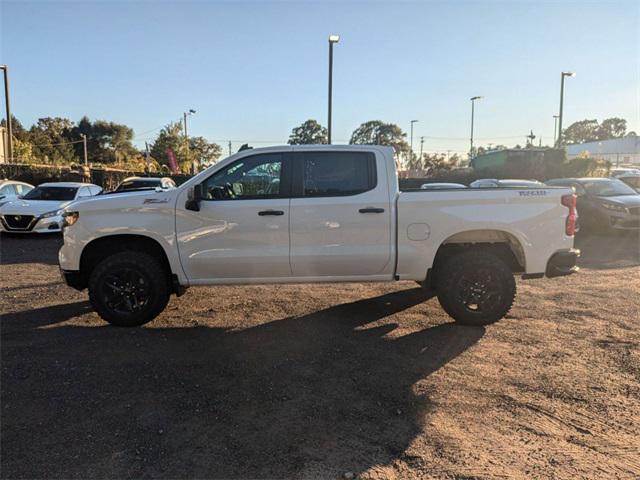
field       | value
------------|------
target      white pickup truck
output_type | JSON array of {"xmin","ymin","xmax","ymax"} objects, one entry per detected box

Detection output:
[{"xmin": 59, "ymin": 145, "xmax": 579, "ymax": 327}]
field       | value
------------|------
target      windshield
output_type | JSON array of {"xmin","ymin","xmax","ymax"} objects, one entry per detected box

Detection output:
[
  {"xmin": 116, "ymin": 179, "xmax": 161, "ymax": 191},
  {"xmin": 22, "ymin": 186, "xmax": 78, "ymax": 201},
  {"xmin": 583, "ymin": 179, "xmax": 637, "ymax": 197}
]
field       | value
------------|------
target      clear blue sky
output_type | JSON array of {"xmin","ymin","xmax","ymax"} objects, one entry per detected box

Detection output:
[{"xmin": 1, "ymin": 0, "xmax": 638, "ymax": 154}]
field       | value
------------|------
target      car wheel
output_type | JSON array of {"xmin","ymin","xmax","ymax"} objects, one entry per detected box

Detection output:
[
  {"xmin": 88, "ymin": 251, "xmax": 170, "ymax": 327},
  {"xmin": 436, "ymin": 251, "xmax": 516, "ymax": 326}
]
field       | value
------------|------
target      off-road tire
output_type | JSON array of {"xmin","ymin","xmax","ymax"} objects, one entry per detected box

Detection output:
[
  {"xmin": 435, "ymin": 251, "xmax": 516, "ymax": 326},
  {"xmin": 88, "ymin": 251, "xmax": 170, "ymax": 327}
]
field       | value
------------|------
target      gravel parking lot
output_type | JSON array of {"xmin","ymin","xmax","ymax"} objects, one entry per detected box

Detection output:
[{"xmin": 1, "ymin": 232, "xmax": 639, "ymax": 479}]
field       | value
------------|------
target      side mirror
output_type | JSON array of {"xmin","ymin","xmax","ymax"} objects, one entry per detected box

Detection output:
[{"xmin": 185, "ymin": 184, "xmax": 203, "ymax": 212}]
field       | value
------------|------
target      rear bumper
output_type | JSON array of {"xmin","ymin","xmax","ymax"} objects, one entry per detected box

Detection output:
[{"xmin": 545, "ymin": 249, "xmax": 580, "ymax": 278}]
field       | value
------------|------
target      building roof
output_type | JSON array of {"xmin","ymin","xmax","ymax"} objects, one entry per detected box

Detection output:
[{"xmin": 565, "ymin": 134, "xmax": 639, "ymax": 155}]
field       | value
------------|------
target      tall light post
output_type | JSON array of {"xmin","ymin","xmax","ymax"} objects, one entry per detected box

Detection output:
[
  {"xmin": 556, "ymin": 71, "xmax": 575, "ymax": 147},
  {"xmin": 1, "ymin": 65, "xmax": 13, "ymax": 163},
  {"xmin": 80, "ymin": 133, "xmax": 88, "ymax": 165},
  {"xmin": 469, "ymin": 96, "xmax": 483, "ymax": 158},
  {"xmin": 409, "ymin": 119, "xmax": 419, "ymax": 165},
  {"xmin": 327, "ymin": 34, "xmax": 340, "ymax": 144},
  {"xmin": 553, "ymin": 114, "xmax": 560, "ymax": 145},
  {"xmin": 183, "ymin": 109, "xmax": 196, "ymax": 173}
]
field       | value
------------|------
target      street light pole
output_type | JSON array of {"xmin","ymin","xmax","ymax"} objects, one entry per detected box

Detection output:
[
  {"xmin": 556, "ymin": 72, "xmax": 575, "ymax": 147},
  {"xmin": 183, "ymin": 109, "xmax": 196, "ymax": 173},
  {"xmin": 409, "ymin": 119, "xmax": 418, "ymax": 165},
  {"xmin": 327, "ymin": 34, "xmax": 340, "ymax": 144},
  {"xmin": 80, "ymin": 133, "xmax": 88, "ymax": 165},
  {"xmin": 1, "ymin": 65, "xmax": 13, "ymax": 163},
  {"xmin": 469, "ymin": 96, "xmax": 483, "ymax": 158},
  {"xmin": 553, "ymin": 115, "xmax": 559, "ymax": 145}
]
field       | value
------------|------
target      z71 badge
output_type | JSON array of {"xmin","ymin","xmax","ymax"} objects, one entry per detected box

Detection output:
[{"xmin": 143, "ymin": 198, "xmax": 169, "ymax": 204}]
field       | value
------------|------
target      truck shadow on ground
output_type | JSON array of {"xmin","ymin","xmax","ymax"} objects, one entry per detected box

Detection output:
[{"xmin": 1, "ymin": 288, "xmax": 484, "ymax": 479}]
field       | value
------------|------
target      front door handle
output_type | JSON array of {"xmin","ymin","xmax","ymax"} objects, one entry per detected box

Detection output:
[
  {"xmin": 359, "ymin": 207, "xmax": 385, "ymax": 214},
  {"xmin": 258, "ymin": 210, "xmax": 285, "ymax": 216}
]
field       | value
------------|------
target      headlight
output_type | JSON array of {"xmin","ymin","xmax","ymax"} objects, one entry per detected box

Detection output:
[
  {"xmin": 41, "ymin": 209, "xmax": 63, "ymax": 219},
  {"xmin": 601, "ymin": 203, "xmax": 628, "ymax": 214},
  {"xmin": 62, "ymin": 211, "xmax": 79, "ymax": 228}
]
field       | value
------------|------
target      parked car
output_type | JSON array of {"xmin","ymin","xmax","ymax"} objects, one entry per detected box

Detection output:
[
  {"xmin": 420, "ymin": 182, "xmax": 466, "ymax": 190},
  {"xmin": 0, "ymin": 180, "xmax": 34, "ymax": 207},
  {"xmin": 616, "ymin": 173, "xmax": 640, "ymax": 192},
  {"xmin": 610, "ymin": 167, "xmax": 640, "ymax": 178},
  {"xmin": 546, "ymin": 177, "xmax": 640, "ymax": 231},
  {"xmin": 113, "ymin": 176, "xmax": 176, "ymax": 193},
  {"xmin": 0, "ymin": 182, "xmax": 102, "ymax": 233},
  {"xmin": 58, "ymin": 145, "xmax": 578, "ymax": 328},
  {"xmin": 469, "ymin": 179, "xmax": 546, "ymax": 188}
]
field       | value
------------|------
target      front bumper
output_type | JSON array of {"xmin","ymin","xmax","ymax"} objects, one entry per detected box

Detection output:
[
  {"xmin": 60, "ymin": 268, "xmax": 86, "ymax": 290},
  {"xmin": 0, "ymin": 214, "xmax": 63, "ymax": 233},
  {"xmin": 545, "ymin": 249, "xmax": 580, "ymax": 278}
]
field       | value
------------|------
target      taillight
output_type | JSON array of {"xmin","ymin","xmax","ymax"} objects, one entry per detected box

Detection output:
[{"xmin": 562, "ymin": 194, "xmax": 577, "ymax": 236}]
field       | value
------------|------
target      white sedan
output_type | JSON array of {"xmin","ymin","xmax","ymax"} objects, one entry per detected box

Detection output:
[
  {"xmin": 0, "ymin": 180, "xmax": 34, "ymax": 207},
  {"xmin": 0, "ymin": 182, "xmax": 102, "ymax": 233}
]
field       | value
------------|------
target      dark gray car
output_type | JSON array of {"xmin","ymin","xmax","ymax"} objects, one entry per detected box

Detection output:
[{"xmin": 546, "ymin": 177, "xmax": 640, "ymax": 231}]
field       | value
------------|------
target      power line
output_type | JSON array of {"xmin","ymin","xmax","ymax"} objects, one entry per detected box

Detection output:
[{"xmin": 31, "ymin": 139, "xmax": 84, "ymax": 148}]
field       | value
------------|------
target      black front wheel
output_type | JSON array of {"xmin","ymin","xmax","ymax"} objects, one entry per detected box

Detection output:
[
  {"xmin": 88, "ymin": 251, "xmax": 170, "ymax": 327},
  {"xmin": 435, "ymin": 251, "xmax": 516, "ymax": 326}
]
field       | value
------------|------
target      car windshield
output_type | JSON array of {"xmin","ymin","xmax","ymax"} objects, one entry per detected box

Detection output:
[
  {"xmin": 22, "ymin": 186, "xmax": 78, "ymax": 201},
  {"xmin": 583, "ymin": 179, "xmax": 637, "ymax": 197},
  {"xmin": 116, "ymin": 179, "xmax": 161, "ymax": 191}
]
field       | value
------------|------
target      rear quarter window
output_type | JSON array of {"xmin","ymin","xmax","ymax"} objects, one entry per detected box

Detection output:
[{"xmin": 300, "ymin": 151, "xmax": 376, "ymax": 197}]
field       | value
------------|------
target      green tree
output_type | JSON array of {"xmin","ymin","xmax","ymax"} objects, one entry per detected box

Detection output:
[
  {"xmin": 288, "ymin": 119, "xmax": 328, "ymax": 145},
  {"xmin": 28, "ymin": 117, "xmax": 77, "ymax": 164},
  {"xmin": 90, "ymin": 119, "xmax": 136, "ymax": 163},
  {"xmin": 349, "ymin": 120, "xmax": 410, "ymax": 160},
  {"xmin": 190, "ymin": 135, "xmax": 223, "ymax": 169},
  {"xmin": 0, "ymin": 115, "xmax": 29, "ymax": 142},
  {"xmin": 597, "ymin": 117, "xmax": 627, "ymax": 139},
  {"xmin": 563, "ymin": 117, "xmax": 628, "ymax": 144},
  {"xmin": 150, "ymin": 121, "xmax": 221, "ymax": 172},
  {"xmin": 150, "ymin": 122, "xmax": 184, "ymax": 170}
]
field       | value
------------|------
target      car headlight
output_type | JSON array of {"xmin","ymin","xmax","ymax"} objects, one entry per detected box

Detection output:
[
  {"xmin": 62, "ymin": 211, "xmax": 80, "ymax": 228},
  {"xmin": 41, "ymin": 209, "xmax": 63, "ymax": 219},
  {"xmin": 601, "ymin": 203, "xmax": 628, "ymax": 214}
]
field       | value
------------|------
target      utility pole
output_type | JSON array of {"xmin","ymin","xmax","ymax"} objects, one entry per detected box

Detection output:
[
  {"xmin": 327, "ymin": 35, "xmax": 340, "ymax": 144},
  {"xmin": 228, "ymin": 141, "xmax": 232, "ymax": 157},
  {"xmin": 553, "ymin": 115, "xmax": 559, "ymax": 145},
  {"xmin": 80, "ymin": 133, "xmax": 88, "ymax": 165},
  {"xmin": 470, "ymin": 96, "xmax": 482, "ymax": 158},
  {"xmin": 419, "ymin": 136, "xmax": 424, "ymax": 159},
  {"xmin": 409, "ymin": 120, "xmax": 418, "ymax": 166},
  {"xmin": 1, "ymin": 65, "xmax": 13, "ymax": 162},
  {"xmin": 183, "ymin": 109, "xmax": 196, "ymax": 173},
  {"xmin": 145, "ymin": 141, "xmax": 151, "ymax": 174},
  {"xmin": 556, "ymin": 72, "xmax": 575, "ymax": 147}
]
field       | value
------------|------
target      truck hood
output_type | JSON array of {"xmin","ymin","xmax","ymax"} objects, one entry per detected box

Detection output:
[
  {"xmin": 66, "ymin": 189, "xmax": 179, "ymax": 212},
  {"xmin": 0, "ymin": 199, "xmax": 72, "ymax": 216}
]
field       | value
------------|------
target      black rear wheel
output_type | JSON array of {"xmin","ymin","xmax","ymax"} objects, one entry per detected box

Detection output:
[
  {"xmin": 88, "ymin": 251, "xmax": 170, "ymax": 327},
  {"xmin": 435, "ymin": 251, "xmax": 516, "ymax": 325}
]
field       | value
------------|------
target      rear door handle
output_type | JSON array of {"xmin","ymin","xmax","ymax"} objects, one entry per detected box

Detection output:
[
  {"xmin": 258, "ymin": 210, "xmax": 285, "ymax": 216},
  {"xmin": 359, "ymin": 207, "xmax": 385, "ymax": 214}
]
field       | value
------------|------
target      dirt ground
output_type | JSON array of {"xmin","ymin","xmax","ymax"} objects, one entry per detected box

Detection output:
[{"xmin": 1, "ymin": 232, "xmax": 639, "ymax": 479}]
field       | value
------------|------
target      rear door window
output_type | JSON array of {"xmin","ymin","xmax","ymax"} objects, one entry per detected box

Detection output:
[{"xmin": 298, "ymin": 151, "xmax": 376, "ymax": 197}]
